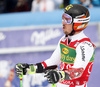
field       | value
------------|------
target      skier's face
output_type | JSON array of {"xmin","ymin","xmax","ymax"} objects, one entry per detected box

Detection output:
[
  {"xmin": 62, "ymin": 21, "xmax": 73, "ymax": 35},
  {"xmin": 62, "ymin": 13, "xmax": 73, "ymax": 35}
]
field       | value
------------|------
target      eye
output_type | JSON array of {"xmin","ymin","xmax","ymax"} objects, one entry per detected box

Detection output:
[
  {"xmin": 64, "ymin": 18, "xmax": 67, "ymax": 23},
  {"xmin": 62, "ymin": 19, "xmax": 64, "ymax": 22}
]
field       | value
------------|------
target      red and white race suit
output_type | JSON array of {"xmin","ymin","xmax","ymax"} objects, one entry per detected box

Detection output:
[{"xmin": 42, "ymin": 31, "xmax": 96, "ymax": 87}]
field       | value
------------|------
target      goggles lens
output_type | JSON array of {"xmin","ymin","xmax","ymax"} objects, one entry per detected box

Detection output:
[{"xmin": 62, "ymin": 13, "xmax": 72, "ymax": 24}]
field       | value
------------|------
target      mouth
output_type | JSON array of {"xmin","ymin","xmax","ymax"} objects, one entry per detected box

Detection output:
[{"xmin": 63, "ymin": 26, "xmax": 65, "ymax": 30}]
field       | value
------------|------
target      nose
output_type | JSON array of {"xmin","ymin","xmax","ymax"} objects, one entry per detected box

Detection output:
[
  {"xmin": 62, "ymin": 20, "xmax": 65, "ymax": 24},
  {"xmin": 62, "ymin": 20, "xmax": 66, "ymax": 25}
]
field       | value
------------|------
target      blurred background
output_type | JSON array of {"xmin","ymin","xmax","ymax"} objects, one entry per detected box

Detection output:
[{"xmin": 0, "ymin": 0, "xmax": 100, "ymax": 87}]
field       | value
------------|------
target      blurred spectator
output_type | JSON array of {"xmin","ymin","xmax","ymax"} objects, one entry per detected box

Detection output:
[
  {"xmin": 27, "ymin": 0, "xmax": 33, "ymax": 11},
  {"xmin": 0, "ymin": 60, "xmax": 15, "ymax": 87},
  {"xmin": 10, "ymin": 0, "xmax": 30, "ymax": 12},
  {"xmin": 5, "ymin": 0, "xmax": 17, "ymax": 13},
  {"xmin": 31, "ymin": 0, "xmax": 55, "ymax": 12},
  {"xmin": 63, "ymin": 0, "xmax": 70, "ymax": 8},
  {"xmin": 15, "ymin": 0, "xmax": 30, "ymax": 12},
  {"xmin": 79, "ymin": 0, "xmax": 93, "ymax": 8},
  {"xmin": 53, "ymin": 0, "xmax": 63, "ymax": 9},
  {"xmin": 4, "ymin": 69, "xmax": 15, "ymax": 87},
  {"xmin": 92, "ymin": 0, "xmax": 100, "ymax": 6},
  {"xmin": 0, "ymin": 0, "xmax": 6, "ymax": 13}
]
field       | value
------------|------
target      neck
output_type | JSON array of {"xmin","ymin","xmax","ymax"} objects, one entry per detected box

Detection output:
[
  {"xmin": 68, "ymin": 31, "xmax": 85, "ymax": 41},
  {"xmin": 73, "ymin": 31, "xmax": 82, "ymax": 35}
]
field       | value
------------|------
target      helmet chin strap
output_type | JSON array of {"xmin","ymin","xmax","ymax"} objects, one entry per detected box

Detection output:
[
  {"xmin": 68, "ymin": 29, "xmax": 75, "ymax": 36},
  {"xmin": 68, "ymin": 23, "xmax": 75, "ymax": 36}
]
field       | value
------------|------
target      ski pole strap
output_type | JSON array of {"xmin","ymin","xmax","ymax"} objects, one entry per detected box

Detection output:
[{"xmin": 28, "ymin": 65, "xmax": 36, "ymax": 74}]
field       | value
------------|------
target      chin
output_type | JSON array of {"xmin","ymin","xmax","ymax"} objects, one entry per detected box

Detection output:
[{"xmin": 63, "ymin": 31, "xmax": 68, "ymax": 35}]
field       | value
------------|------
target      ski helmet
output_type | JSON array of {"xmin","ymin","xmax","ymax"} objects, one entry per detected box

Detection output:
[{"xmin": 62, "ymin": 4, "xmax": 90, "ymax": 32}]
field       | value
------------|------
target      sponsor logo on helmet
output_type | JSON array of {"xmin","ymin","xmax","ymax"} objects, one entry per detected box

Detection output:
[
  {"xmin": 74, "ymin": 16, "xmax": 90, "ymax": 23},
  {"xmin": 65, "ymin": 5, "xmax": 73, "ymax": 11},
  {"xmin": 77, "ymin": 24, "xmax": 85, "ymax": 29},
  {"xmin": 75, "ymin": 14, "xmax": 85, "ymax": 18},
  {"xmin": 78, "ymin": 18, "xmax": 89, "ymax": 22},
  {"xmin": 62, "ymin": 48, "xmax": 69, "ymax": 54}
]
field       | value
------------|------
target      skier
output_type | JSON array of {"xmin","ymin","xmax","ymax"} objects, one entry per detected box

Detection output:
[{"xmin": 15, "ymin": 4, "xmax": 96, "ymax": 87}]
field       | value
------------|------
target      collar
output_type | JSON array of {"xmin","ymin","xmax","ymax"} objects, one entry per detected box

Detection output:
[{"xmin": 68, "ymin": 31, "xmax": 87, "ymax": 41}]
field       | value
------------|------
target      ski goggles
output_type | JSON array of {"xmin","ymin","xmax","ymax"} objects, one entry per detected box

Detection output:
[
  {"xmin": 62, "ymin": 13, "xmax": 90, "ymax": 24},
  {"xmin": 62, "ymin": 13, "xmax": 72, "ymax": 24}
]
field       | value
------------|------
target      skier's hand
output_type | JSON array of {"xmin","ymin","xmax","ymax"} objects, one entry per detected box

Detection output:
[
  {"xmin": 15, "ymin": 63, "xmax": 36, "ymax": 77},
  {"xmin": 44, "ymin": 70, "xmax": 65, "ymax": 84},
  {"xmin": 15, "ymin": 63, "xmax": 29, "ymax": 77}
]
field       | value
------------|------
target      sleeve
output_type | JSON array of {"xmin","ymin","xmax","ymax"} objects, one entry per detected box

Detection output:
[
  {"xmin": 44, "ymin": 42, "xmax": 61, "ymax": 66},
  {"xmin": 36, "ymin": 36, "xmax": 64, "ymax": 73},
  {"xmin": 44, "ymin": 36, "xmax": 65, "ymax": 67},
  {"xmin": 72, "ymin": 41, "xmax": 94, "ymax": 69}
]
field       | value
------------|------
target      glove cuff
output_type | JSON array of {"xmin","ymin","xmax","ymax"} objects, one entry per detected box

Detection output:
[
  {"xmin": 59, "ymin": 71, "xmax": 65, "ymax": 81},
  {"xmin": 28, "ymin": 64, "xmax": 36, "ymax": 74}
]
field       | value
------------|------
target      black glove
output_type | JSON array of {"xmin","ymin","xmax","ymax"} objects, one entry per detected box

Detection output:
[
  {"xmin": 44, "ymin": 70, "xmax": 65, "ymax": 84},
  {"xmin": 15, "ymin": 63, "xmax": 29, "ymax": 77}
]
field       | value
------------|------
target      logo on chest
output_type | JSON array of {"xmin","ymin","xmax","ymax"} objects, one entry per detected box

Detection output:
[{"xmin": 62, "ymin": 48, "xmax": 69, "ymax": 54}]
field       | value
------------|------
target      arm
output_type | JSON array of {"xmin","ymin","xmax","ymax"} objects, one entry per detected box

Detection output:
[
  {"xmin": 44, "ymin": 41, "xmax": 61, "ymax": 67},
  {"xmin": 73, "ymin": 41, "xmax": 94, "ymax": 69},
  {"xmin": 43, "ymin": 36, "xmax": 66, "ymax": 68},
  {"xmin": 33, "ymin": 40, "xmax": 61, "ymax": 73},
  {"xmin": 64, "ymin": 41, "xmax": 94, "ymax": 80},
  {"xmin": 33, "ymin": 38, "xmax": 61, "ymax": 73},
  {"xmin": 15, "ymin": 36, "xmax": 65, "ymax": 77}
]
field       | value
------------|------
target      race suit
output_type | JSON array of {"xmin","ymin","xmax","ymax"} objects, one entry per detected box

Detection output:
[{"xmin": 41, "ymin": 31, "xmax": 96, "ymax": 87}]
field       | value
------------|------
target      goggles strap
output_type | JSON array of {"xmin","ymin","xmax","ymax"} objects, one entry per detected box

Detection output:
[{"xmin": 73, "ymin": 16, "xmax": 90, "ymax": 23}]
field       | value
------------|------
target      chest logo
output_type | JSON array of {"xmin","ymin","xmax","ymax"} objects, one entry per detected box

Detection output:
[{"xmin": 62, "ymin": 48, "xmax": 69, "ymax": 54}]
